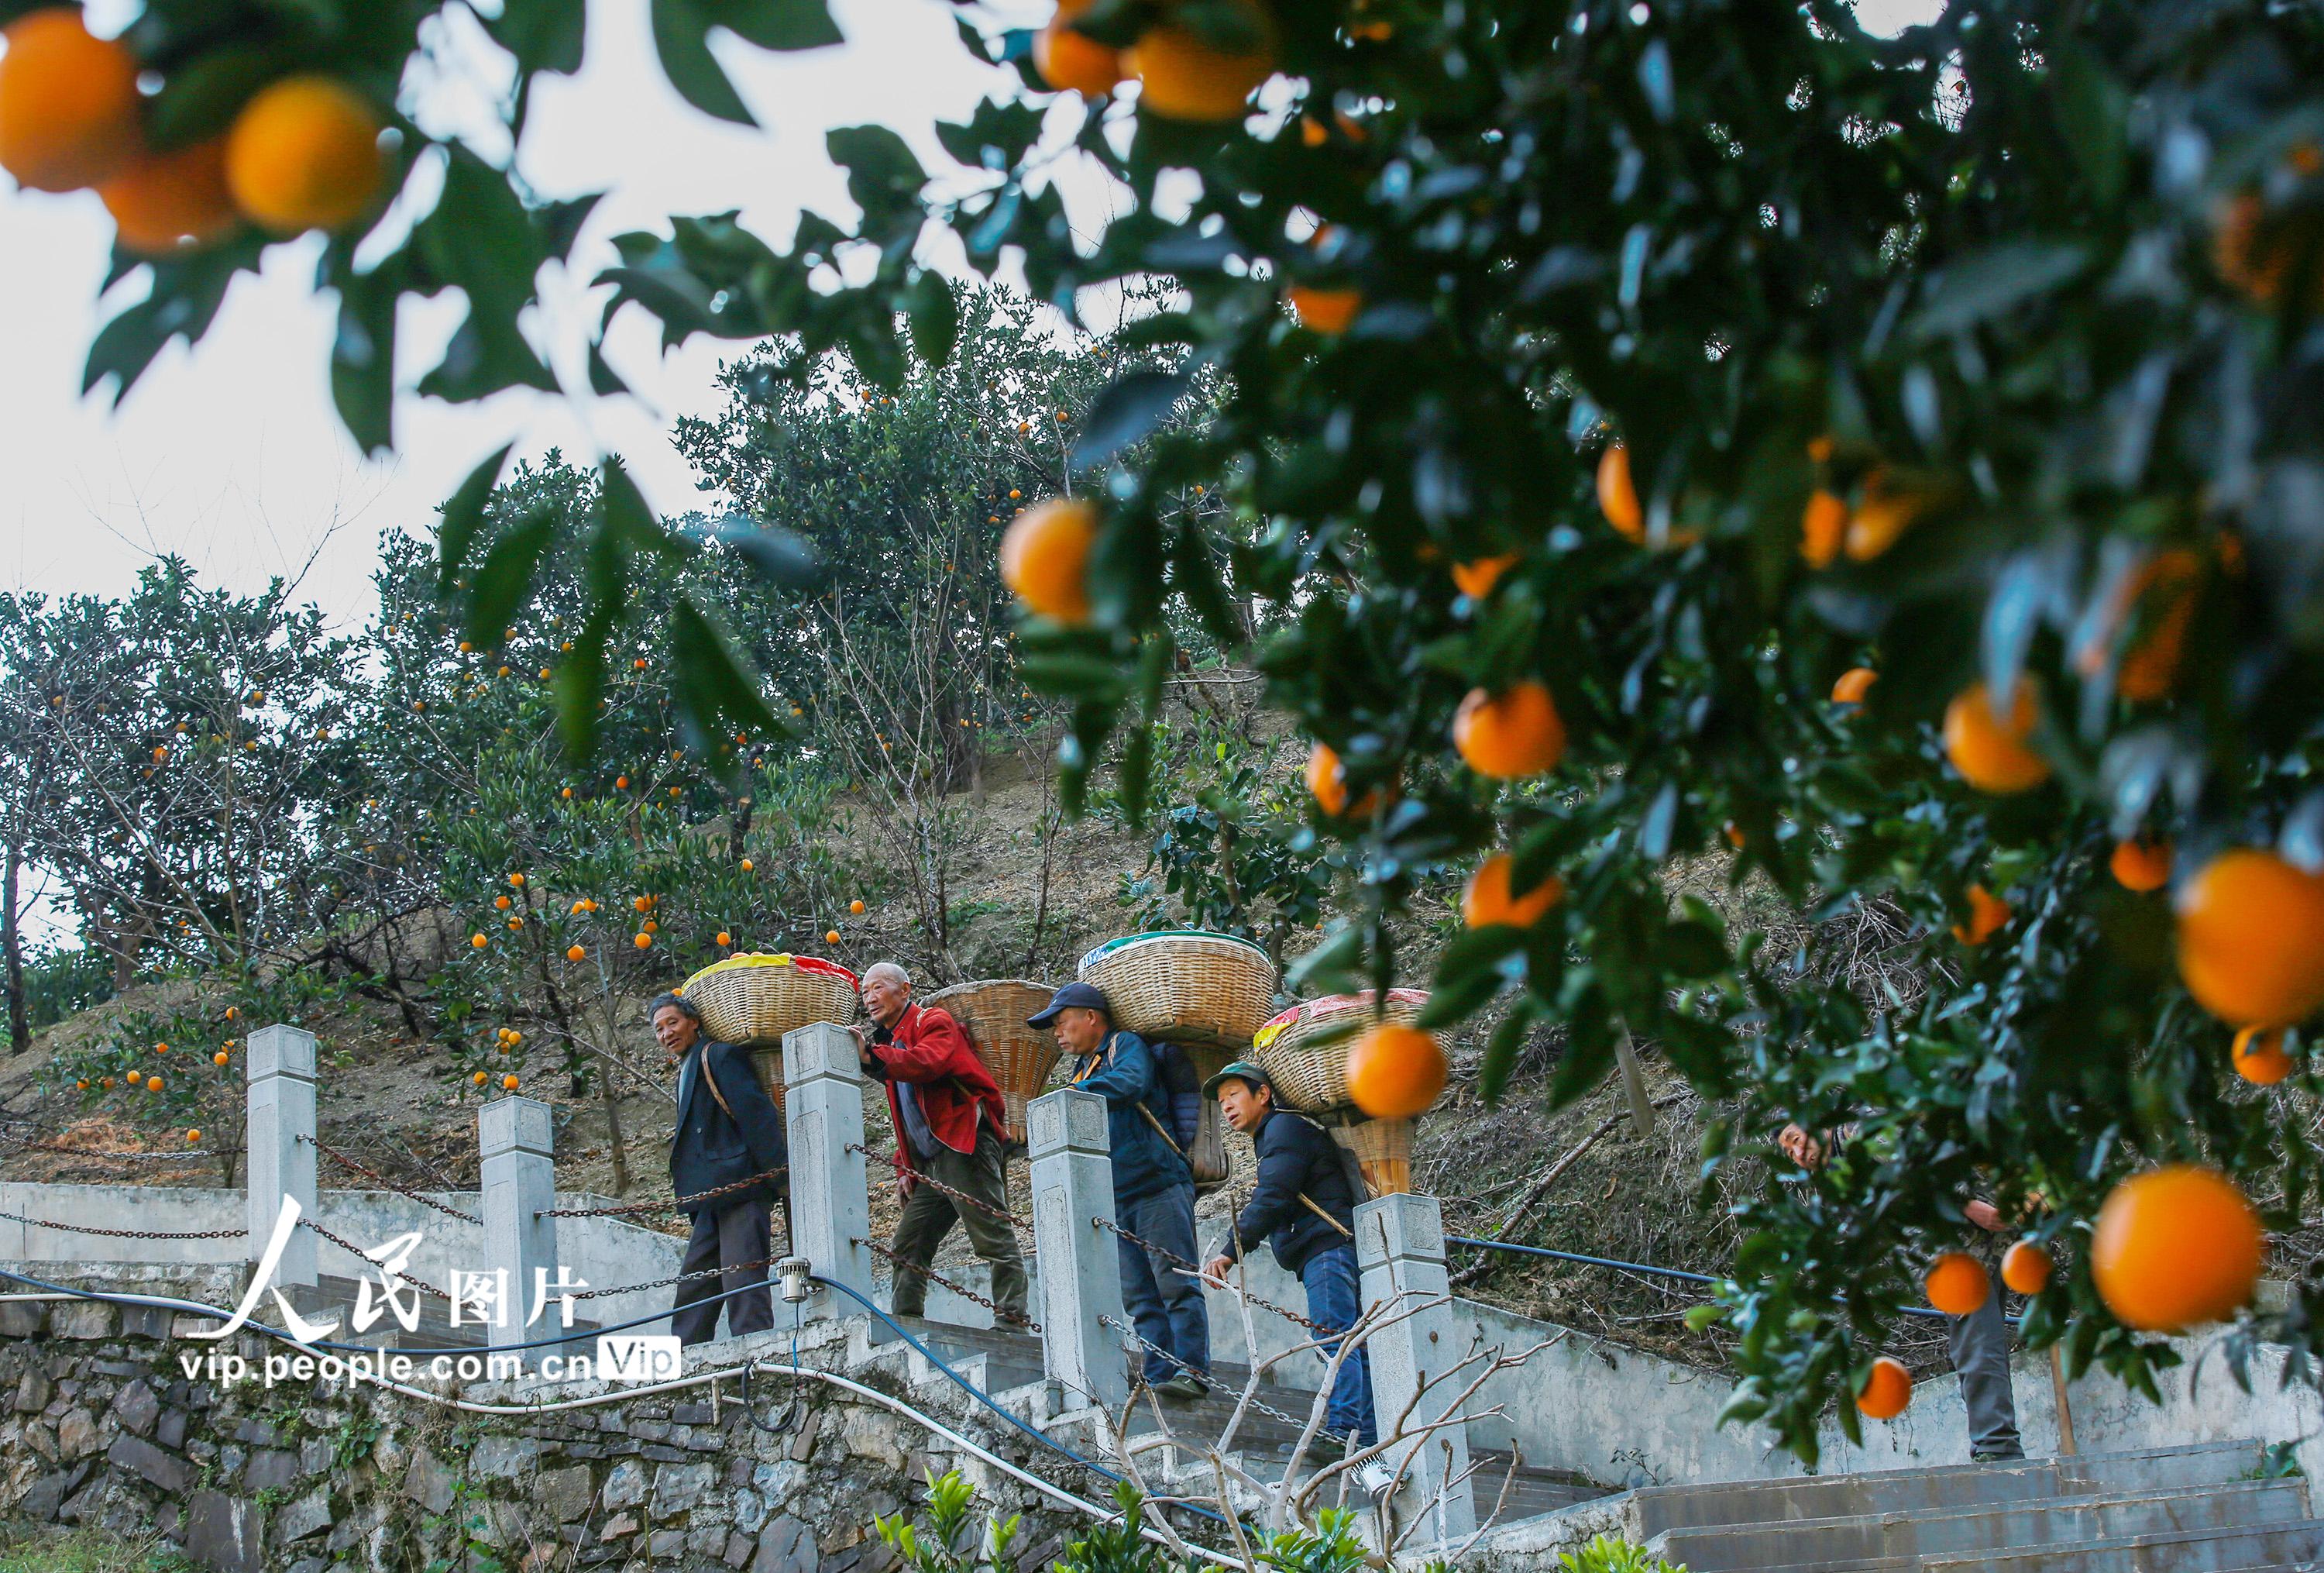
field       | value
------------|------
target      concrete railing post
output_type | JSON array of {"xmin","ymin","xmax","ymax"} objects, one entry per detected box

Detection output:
[
  {"xmin": 245, "ymin": 1024, "xmax": 318, "ymax": 1288},
  {"xmin": 1356, "ymin": 1192, "xmax": 1477, "ymax": 1547},
  {"xmin": 1028, "ymin": 1087, "xmax": 1127, "ymax": 1412},
  {"xmin": 480, "ymin": 1096, "xmax": 556, "ymax": 1364},
  {"xmin": 782, "ymin": 1022, "xmax": 872, "ymax": 1311}
]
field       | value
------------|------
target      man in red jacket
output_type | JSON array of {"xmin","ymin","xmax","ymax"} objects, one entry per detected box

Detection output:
[{"xmin": 851, "ymin": 962, "xmax": 1030, "ymax": 1326}]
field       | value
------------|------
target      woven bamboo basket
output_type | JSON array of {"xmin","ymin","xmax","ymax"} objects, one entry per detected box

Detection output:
[
  {"xmin": 1076, "ymin": 931, "xmax": 1277, "ymax": 1052},
  {"xmin": 1249, "ymin": 989, "xmax": 1429, "ymax": 1121},
  {"xmin": 923, "ymin": 979, "xmax": 1059, "ymax": 1146},
  {"xmin": 678, "ymin": 953, "xmax": 861, "ymax": 1108},
  {"xmin": 1329, "ymin": 1117, "xmax": 1415, "ymax": 1199}
]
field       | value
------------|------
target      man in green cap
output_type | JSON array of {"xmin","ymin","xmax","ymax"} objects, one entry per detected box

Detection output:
[{"xmin": 1199, "ymin": 1060, "xmax": 1377, "ymax": 1449}]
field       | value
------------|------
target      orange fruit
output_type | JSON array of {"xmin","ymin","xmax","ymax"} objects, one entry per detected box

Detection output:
[
  {"xmin": 740, "ymin": 859, "xmax": 755, "ymax": 873},
  {"xmin": 1287, "ymin": 285, "xmax": 1361, "ymax": 333},
  {"xmin": 1855, "ymin": 1356, "xmax": 1912, "ymax": 1420},
  {"xmin": 75, "ymin": 1079, "xmax": 87, "ymax": 1090},
  {"xmin": 2091, "ymin": 1165, "xmax": 2262, "ymax": 1331},
  {"xmin": 2075, "ymin": 549, "xmax": 2201, "ymax": 702},
  {"xmin": 1597, "ymin": 443, "xmax": 1644, "ymax": 542},
  {"xmin": 1844, "ymin": 483, "xmax": 1922, "ymax": 561},
  {"xmin": 1942, "ymin": 681, "xmax": 2051, "ymax": 794},
  {"xmin": 2109, "ymin": 836, "xmax": 2172, "ymax": 893},
  {"xmin": 1125, "ymin": 15, "xmax": 1276, "ymax": 122},
  {"xmin": 616, "ymin": 776, "xmax": 631, "ymax": 790},
  {"xmin": 213, "ymin": 1052, "xmax": 228, "ymax": 1066},
  {"xmin": 1722, "ymin": 821, "xmax": 1747, "ymax": 851},
  {"xmin": 1346, "ymin": 1022, "xmax": 1447, "ymax": 1118},
  {"xmin": 1452, "ymin": 682, "xmax": 1566, "ymax": 779},
  {"xmin": 1923, "ymin": 1251, "xmax": 1990, "ymax": 1316},
  {"xmin": 851, "ymin": 899, "xmax": 866, "ymax": 914},
  {"xmin": 502, "ymin": 1073, "xmax": 519, "ymax": 1090},
  {"xmin": 1305, "ymin": 742, "xmax": 1380, "ymax": 818},
  {"xmin": 641, "ymin": 919, "xmax": 657, "ymax": 934},
  {"xmin": 101, "ymin": 138, "xmax": 239, "ymax": 255},
  {"xmin": 471, "ymin": 933, "xmax": 489, "ymax": 948},
  {"xmin": 473, "ymin": 1071, "xmax": 487, "ymax": 1086},
  {"xmin": 566, "ymin": 945, "xmax": 586, "ymax": 963},
  {"xmin": 1034, "ymin": 1, "xmax": 1122, "ymax": 96},
  {"xmin": 1951, "ymin": 884, "xmax": 2011, "ymax": 946},
  {"xmin": 509, "ymin": 873, "xmax": 525, "ymax": 887},
  {"xmin": 0, "ymin": 9, "xmax": 143, "ymax": 193},
  {"xmin": 1831, "ymin": 666, "xmax": 1876, "ymax": 705},
  {"xmin": 2213, "ymin": 178, "xmax": 2324, "ymax": 312},
  {"xmin": 1452, "ymin": 555, "xmax": 1518, "ymax": 600},
  {"xmin": 2175, "ymin": 848, "xmax": 2324, "ymax": 1027},
  {"xmin": 145, "ymin": 1076, "xmax": 161, "ymax": 1091},
  {"xmin": 2000, "ymin": 1239, "xmax": 2052, "ymax": 1296},
  {"xmin": 633, "ymin": 895, "xmax": 651, "ymax": 912},
  {"xmin": 634, "ymin": 932, "xmax": 652, "ymax": 949},
  {"xmin": 495, "ymin": 894, "xmax": 512, "ymax": 910},
  {"xmin": 717, "ymin": 931, "xmax": 732, "ymax": 947},
  {"xmin": 826, "ymin": 928, "xmax": 841, "ymax": 945},
  {"xmin": 1460, "ymin": 852, "xmax": 1563, "ymax": 929},
  {"xmin": 1800, "ymin": 490, "xmax": 1848, "ymax": 569},
  {"xmin": 2232, "ymin": 1026, "xmax": 2294, "ymax": 1086},
  {"xmin": 225, "ymin": 75, "xmax": 385, "ymax": 234},
  {"xmin": 999, "ymin": 498, "xmax": 1097, "ymax": 624},
  {"xmin": 185, "ymin": 1129, "xmax": 199, "ymax": 1143}
]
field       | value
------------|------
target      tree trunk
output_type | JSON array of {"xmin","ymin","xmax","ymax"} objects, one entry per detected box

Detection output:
[{"xmin": 3, "ymin": 845, "xmax": 27, "ymax": 1054}]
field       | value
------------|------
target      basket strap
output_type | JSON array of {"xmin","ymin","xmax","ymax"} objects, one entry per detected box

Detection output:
[
  {"xmin": 1138, "ymin": 1101, "xmax": 1188, "ymax": 1159},
  {"xmin": 1298, "ymin": 1192, "xmax": 1354, "ymax": 1238},
  {"xmin": 701, "ymin": 1053, "xmax": 741, "ymax": 1124}
]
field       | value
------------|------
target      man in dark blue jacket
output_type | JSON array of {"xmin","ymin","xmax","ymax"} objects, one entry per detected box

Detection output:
[
  {"xmin": 1030, "ymin": 981, "xmax": 1211, "ymax": 1398},
  {"xmin": 1200, "ymin": 1061, "xmax": 1377, "ymax": 1447},
  {"xmin": 659, "ymin": 993, "xmax": 788, "ymax": 1345}
]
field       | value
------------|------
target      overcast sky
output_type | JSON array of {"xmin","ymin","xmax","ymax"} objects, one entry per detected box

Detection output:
[{"xmin": 0, "ymin": 0, "xmax": 1054, "ymax": 627}]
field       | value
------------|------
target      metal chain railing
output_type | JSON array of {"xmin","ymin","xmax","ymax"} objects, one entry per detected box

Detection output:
[
  {"xmin": 858, "ymin": 1235, "xmax": 1041, "ymax": 1333},
  {"xmin": 304, "ymin": 1134, "xmax": 481, "ymax": 1226},
  {"xmin": 0, "ymin": 1207, "xmax": 244, "ymax": 1241},
  {"xmin": 298, "ymin": 1216, "xmax": 453, "ymax": 1302},
  {"xmin": 1092, "ymin": 1213, "xmax": 1330, "ymax": 1337},
  {"xmin": 847, "ymin": 1141, "xmax": 1037, "ymax": 1245},
  {"xmin": 1097, "ymin": 1313, "xmax": 1329, "ymax": 1438},
  {"xmin": 535, "ymin": 1165, "xmax": 785, "ymax": 1219},
  {"xmin": 568, "ymin": 1255, "xmax": 776, "ymax": 1301}
]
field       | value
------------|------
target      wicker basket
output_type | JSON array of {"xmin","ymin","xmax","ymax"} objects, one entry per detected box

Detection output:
[
  {"xmin": 679, "ymin": 954, "xmax": 861, "ymax": 1108},
  {"xmin": 1250, "ymin": 989, "xmax": 1429, "ymax": 1121},
  {"xmin": 1330, "ymin": 1117, "xmax": 1414, "ymax": 1199},
  {"xmin": 1076, "ymin": 932, "xmax": 1278, "ymax": 1053},
  {"xmin": 923, "ymin": 979, "xmax": 1060, "ymax": 1146}
]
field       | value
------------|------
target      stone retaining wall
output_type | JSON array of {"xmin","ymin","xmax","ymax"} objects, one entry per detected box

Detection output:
[{"xmin": 0, "ymin": 1268, "xmax": 1119, "ymax": 1573}]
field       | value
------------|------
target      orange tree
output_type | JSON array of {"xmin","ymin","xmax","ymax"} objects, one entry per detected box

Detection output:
[{"xmin": 21, "ymin": 0, "xmax": 2324, "ymax": 1458}]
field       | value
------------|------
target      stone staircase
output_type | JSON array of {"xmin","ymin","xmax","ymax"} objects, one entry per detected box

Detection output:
[
  {"xmin": 877, "ymin": 1316, "xmax": 1604, "ymax": 1523},
  {"xmin": 1496, "ymin": 1440, "xmax": 2322, "ymax": 1572}
]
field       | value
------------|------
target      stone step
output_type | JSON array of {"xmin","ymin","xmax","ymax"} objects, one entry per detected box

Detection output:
[
  {"xmin": 1666, "ymin": 1478, "xmax": 2311, "ymax": 1573},
  {"xmin": 1628, "ymin": 1441, "xmax": 2267, "ymax": 1538},
  {"xmin": 1917, "ymin": 1516, "xmax": 2324, "ymax": 1573}
]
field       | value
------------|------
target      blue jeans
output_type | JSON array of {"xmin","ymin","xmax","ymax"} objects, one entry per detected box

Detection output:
[
  {"xmin": 1301, "ymin": 1244, "xmax": 1377, "ymax": 1447},
  {"xmin": 1116, "ymin": 1184, "xmax": 1210, "ymax": 1386}
]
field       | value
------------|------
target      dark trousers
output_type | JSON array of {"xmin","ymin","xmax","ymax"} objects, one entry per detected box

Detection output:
[
  {"xmin": 1301, "ymin": 1244, "xmax": 1377, "ymax": 1447},
  {"xmin": 1116, "ymin": 1182, "xmax": 1209, "ymax": 1386},
  {"xmin": 889, "ymin": 1130, "xmax": 1030, "ymax": 1321},
  {"xmin": 1950, "ymin": 1279, "xmax": 2023, "ymax": 1459},
  {"xmin": 670, "ymin": 1197, "xmax": 774, "ymax": 1346}
]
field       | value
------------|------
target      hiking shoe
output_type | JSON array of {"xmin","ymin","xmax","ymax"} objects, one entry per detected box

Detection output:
[{"xmin": 1153, "ymin": 1374, "xmax": 1209, "ymax": 1401}]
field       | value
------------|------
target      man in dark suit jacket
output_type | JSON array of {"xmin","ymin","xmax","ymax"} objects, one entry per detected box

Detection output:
[
  {"xmin": 658, "ymin": 992, "xmax": 787, "ymax": 1345},
  {"xmin": 1199, "ymin": 1060, "xmax": 1377, "ymax": 1448}
]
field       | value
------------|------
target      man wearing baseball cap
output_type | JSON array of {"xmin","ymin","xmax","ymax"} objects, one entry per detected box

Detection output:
[
  {"xmin": 1199, "ymin": 1060, "xmax": 1377, "ymax": 1450},
  {"xmin": 1030, "ymin": 980, "xmax": 1211, "ymax": 1399}
]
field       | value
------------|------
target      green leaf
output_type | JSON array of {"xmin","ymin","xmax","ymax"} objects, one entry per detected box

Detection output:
[
  {"xmin": 827, "ymin": 124, "xmax": 929, "ymax": 228},
  {"xmin": 463, "ymin": 511, "xmax": 556, "ymax": 648},
  {"xmin": 146, "ymin": 42, "xmax": 300, "ymax": 149},
  {"xmin": 492, "ymin": 0, "xmax": 588, "ymax": 74},
  {"xmin": 906, "ymin": 272, "xmax": 961, "ymax": 367},
  {"xmin": 1906, "ymin": 242, "xmax": 2090, "ymax": 342},
  {"xmin": 331, "ymin": 263, "xmax": 401, "ymax": 456},
  {"xmin": 669, "ymin": 594, "xmax": 784, "ymax": 755},
  {"xmin": 1478, "ymin": 999, "xmax": 1539, "ymax": 1105},
  {"xmin": 1071, "ymin": 370, "xmax": 1188, "ymax": 470},
  {"xmin": 435, "ymin": 443, "xmax": 515, "ymax": 594},
  {"xmin": 652, "ymin": 0, "xmax": 758, "ymax": 125},
  {"xmin": 713, "ymin": 518, "xmax": 824, "ymax": 587},
  {"xmin": 709, "ymin": 0, "xmax": 843, "ymax": 50}
]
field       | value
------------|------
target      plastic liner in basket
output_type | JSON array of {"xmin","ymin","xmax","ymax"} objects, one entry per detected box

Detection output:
[
  {"xmin": 1075, "ymin": 931, "xmax": 1278, "ymax": 1053},
  {"xmin": 677, "ymin": 953, "xmax": 861, "ymax": 1107}
]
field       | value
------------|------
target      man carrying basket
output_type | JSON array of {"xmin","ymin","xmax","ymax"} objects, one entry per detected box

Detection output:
[
  {"xmin": 1199, "ymin": 1060, "xmax": 1379, "ymax": 1451},
  {"xmin": 1032, "ymin": 980, "xmax": 1212, "ymax": 1399},
  {"xmin": 853, "ymin": 962, "xmax": 1030, "ymax": 1327}
]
